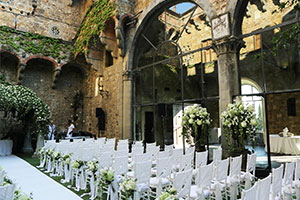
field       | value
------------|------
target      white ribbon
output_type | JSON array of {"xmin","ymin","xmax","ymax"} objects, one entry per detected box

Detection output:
[
  {"xmin": 46, "ymin": 157, "xmax": 52, "ymax": 172},
  {"xmin": 75, "ymin": 169, "xmax": 80, "ymax": 191},
  {"xmin": 90, "ymin": 174, "xmax": 96, "ymax": 200},
  {"xmin": 80, "ymin": 168, "xmax": 86, "ymax": 190}
]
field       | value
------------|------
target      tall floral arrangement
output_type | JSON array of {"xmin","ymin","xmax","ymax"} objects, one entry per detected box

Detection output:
[
  {"xmin": 221, "ymin": 101, "xmax": 258, "ymax": 151},
  {"xmin": 182, "ymin": 105, "xmax": 211, "ymax": 152}
]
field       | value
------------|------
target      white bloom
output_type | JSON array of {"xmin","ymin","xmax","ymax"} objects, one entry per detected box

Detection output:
[
  {"xmin": 250, "ymin": 118, "xmax": 257, "ymax": 126},
  {"xmin": 241, "ymin": 121, "xmax": 247, "ymax": 128}
]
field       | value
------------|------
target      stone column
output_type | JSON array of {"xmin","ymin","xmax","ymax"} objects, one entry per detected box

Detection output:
[
  {"xmin": 212, "ymin": 37, "xmax": 245, "ymax": 156},
  {"xmin": 122, "ymin": 71, "xmax": 132, "ymax": 141}
]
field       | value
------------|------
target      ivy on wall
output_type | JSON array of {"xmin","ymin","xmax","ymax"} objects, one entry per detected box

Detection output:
[
  {"xmin": 73, "ymin": 0, "xmax": 115, "ymax": 55},
  {"xmin": 0, "ymin": 74, "xmax": 51, "ymax": 136},
  {"xmin": 0, "ymin": 26, "xmax": 72, "ymax": 60}
]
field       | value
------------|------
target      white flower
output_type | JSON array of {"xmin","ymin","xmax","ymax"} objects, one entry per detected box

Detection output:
[
  {"xmin": 188, "ymin": 119, "xmax": 194, "ymax": 124},
  {"xmin": 250, "ymin": 118, "xmax": 257, "ymax": 126},
  {"xmin": 241, "ymin": 121, "xmax": 247, "ymax": 128},
  {"xmin": 196, "ymin": 120, "xmax": 202, "ymax": 126}
]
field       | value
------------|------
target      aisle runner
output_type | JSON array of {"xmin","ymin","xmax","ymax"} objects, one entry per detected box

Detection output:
[{"xmin": 0, "ymin": 155, "xmax": 83, "ymax": 200}]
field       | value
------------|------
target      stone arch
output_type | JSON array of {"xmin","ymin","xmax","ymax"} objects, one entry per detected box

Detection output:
[
  {"xmin": 24, "ymin": 55, "xmax": 58, "ymax": 69},
  {"xmin": 0, "ymin": 50, "xmax": 22, "ymax": 83},
  {"xmin": 127, "ymin": 0, "xmax": 217, "ymax": 71},
  {"xmin": 100, "ymin": 16, "xmax": 119, "ymax": 58}
]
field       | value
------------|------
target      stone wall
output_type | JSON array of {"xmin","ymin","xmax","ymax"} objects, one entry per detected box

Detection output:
[
  {"xmin": 0, "ymin": 0, "xmax": 92, "ymax": 41},
  {"xmin": 267, "ymin": 92, "xmax": 300, "ymax": 135}
]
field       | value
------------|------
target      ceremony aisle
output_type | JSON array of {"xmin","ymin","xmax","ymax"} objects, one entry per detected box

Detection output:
[{"xmin": 0, "ymin": 155, "xmax": 83, "ymax": 200}]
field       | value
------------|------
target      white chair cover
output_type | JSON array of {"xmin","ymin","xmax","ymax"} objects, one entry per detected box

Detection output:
[
  {"xmin": 215, "ymin": 158, "xmax": 229, "ymax": 182},
  {"xmin": 295, "ymin": 159, "xmax": 300, "ymax": 181},
  {"xmin": 179, "ymin": 153, "xmax": 193, "ymax": 172},
  {"xmin": 196, "ymin": 163, "xmax": 214, "ymax": 187},
  {"xmin": 241, "ymin": 182, "xmax": 258, "ymax": 200},
  {"xmin": 284, "ymin": 162, "xmax": 295, "ymax": 186},
  {"xmin": 272, "ymin": 164, "xmax": 283, "ymax": 200},
  {"xmin": 0, "ymin": 184, "xmax": 16, "ymax": 200},
  {"xmin": 174, "ymin": 169, "xmax": 193, "ymax": 199},
  {"xmin": 113, "ymin": 156, "xmax": 128, "ymax": 176},
  {"xmin": 0, "ymin": 170, "xmax": 5, "ymax": 186},
  {"xmin": 256, "ymin": 174, "xmax": 271, "ymax": 200},
  {"xmin": 229, "ymin": 155, "xmax": 242, "ymax": 178},
  {"xmin": 213, "ymin": 148, "xmax": 222, "ymax": 163},
  {"xmin": 195, "ymin": 150, "xmax": 208, "ymax": 168}
]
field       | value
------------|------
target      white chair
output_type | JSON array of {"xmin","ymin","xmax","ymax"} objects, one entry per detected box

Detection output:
[
  {"xmin": 106, "ymin": 138, "xmax": 116, "ymax": 146},
  {"xmin": 195, "ymin": 150, "xmax": 208, "ymax": 168},
  {"xmin": 150, "ymin": 156, "xmax": 172, "ymax": 197},
  {"xmin": 211, "ymin": 158, "xmax": 229, "ymax": 200},
  {"xmin": 241, "ymin": 153, "xmax": 257, "ymax": 190},
  {"xmin": 190, "ymin": 163, "xmax": 214, "ymax": 200},
  {"xmin": 178, "ymin": 153, "xmax": 193, "ymax": 172},
  {"xmin": 228, "ymin": 155, "xmax": 242, "ymax": 199},
  {"xmin": 241, "ymin": 182, "xmax": 258, "ymax": 200},
  {"xmin": 271, "ymin": 164, "xmax": 283, "ymax": 200},
  {"xmin": 98, "ymin": 152, "xmax": 113, "ymax": 169},
  {"xmin": 174, "ymin": 169, "xmax": 193, "ymax": 199},
  {"xmin": 164, "ymin": 144, "xmax": 173, "ymax": 156},
  {"xmin": 112, "ymin": 156, "xmax": 129, "ymax": 199},
  {"xmin": 282, "ymin": 162, "xmax": 295, "ymax": 200},
  {"xmin": 0, "ymin": 184, "xmax": 16, "ymax": 200},
  {"xmin": 283, "ymin": 162, "xmax": 295, "ymax": 186},
  {"xmin": 158, "ymin": 150, "xmax": 169, "ymax": 159},
  {"xmin": 256, "ymin": 174, "xmax": 271, "ymax": 200},
  {"xmin": 213, "ymin": 148, "xmax": 222, "ymax": 163},
  {"xmin": 134, "ymin": 160, "xmax": 152, "ymax": 200},
  {"xmin": 295, "ymin": 159, "xmax": 300, "ymax": 182}
]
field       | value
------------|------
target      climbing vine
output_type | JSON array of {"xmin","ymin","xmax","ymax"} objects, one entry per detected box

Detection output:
[
  {"xmin": 0, "ymin": 26, "xmax": 72, "ymax": 60},
  {"xmin": 0, "ymin": 74, "xmax": 51, "ymax": 136},
  {"xmin": 73, "ymin": 0, "xmax": 115, "ymax": 55}
]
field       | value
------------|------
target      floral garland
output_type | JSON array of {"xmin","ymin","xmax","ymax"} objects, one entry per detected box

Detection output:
[
  {"xmin": 53, "ymin": 152, "xmax": 61, "ymax": 161},
  {"xmin": 0, "ymin": 74, "xmax": 51, "ymax": 136},
  {"xmin": 119, "ymin": 176, "xmax": 136, "ymax": 199},
  {"xmin": 221, "ymin": 101, "xmax": 258, "ymax": 150},
  {"xmin": 46, "ymin": 149, "xmax": 54, "ymax": 157},
  {"xmin": 182, "ymin": 105, "xmax": 212, "ymax": 147}
]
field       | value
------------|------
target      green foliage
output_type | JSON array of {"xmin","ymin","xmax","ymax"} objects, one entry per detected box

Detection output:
[
  {"xmin": 73, "ymin": 0, "xmax": 115, "ymax": 55},
  {"xmin": 272, "ymin": 23, "xmax": 300, "ymax": 55},
  {"xmin": 272, "ymin": 0, "xmax": 300, "ymax": 55},
  {"xmin": 0, "ymin": 74, "xmax": 51, "ymax": 136},
  {"xmin": 0, "ymin": 26, "xmax": 71, "ymax": 60}
]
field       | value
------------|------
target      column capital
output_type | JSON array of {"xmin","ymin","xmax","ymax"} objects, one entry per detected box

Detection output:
[{"xmin": 212, "ymin": 37, "xmax": 245, "ymax": 57}]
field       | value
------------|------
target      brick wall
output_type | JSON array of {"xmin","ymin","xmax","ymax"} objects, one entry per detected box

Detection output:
[{"xmin": 267, "ymin": 92, "xmax": 300, "ymax": 135}]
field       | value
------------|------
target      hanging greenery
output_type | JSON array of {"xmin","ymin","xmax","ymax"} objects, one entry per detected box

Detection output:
[
  {"xmin": 272, "ymin": 0, "xmax": 300, "ymax": 55},
  {"xmin": 0, "ymin": 26, "xmax": 72, "ymax": 60},
  {"xmin": 0, "ymin": 74, "xmax": 51, "ymax": 136},
  {"xmin": 73, "ymin": 0, "xmax": 115, "ymax": 55}
]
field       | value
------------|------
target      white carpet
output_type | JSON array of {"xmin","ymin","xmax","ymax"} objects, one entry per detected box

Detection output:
[{"xmin": 0, "ymin": 155, "xmax": 83, "ymax": 200}]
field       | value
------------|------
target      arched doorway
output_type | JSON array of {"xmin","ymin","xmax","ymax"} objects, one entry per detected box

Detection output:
[{"xmin": 131, "ymin": 1, "xmax": 219, "ymax": 148}]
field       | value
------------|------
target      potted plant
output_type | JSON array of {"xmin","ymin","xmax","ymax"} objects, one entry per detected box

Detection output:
[
  {"xmin": 182, "ymin": 104, "xmax": 212, "ymax": 152},
  {"xmin": 221, "ymin": 101, "xmax": 258, "ymax": 155}
]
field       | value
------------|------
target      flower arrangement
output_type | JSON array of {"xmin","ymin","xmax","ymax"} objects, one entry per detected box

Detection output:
[
  {"xmin": 62, "ymin": 153, "xmax": 72, "ymax": 165},
  {"xmin": 158, "ymin": 187, "xmax": 178, "ymax": 200},
  {"xmin": 14, "ymin": 190, "xmax": 33, "ymax": 200},
  {"xmin": 221, "ymin": 101, "xmax": 258, "ymax": 150},
  {"xmin": 46, "ymin": 149, "xmax": 54, "ymax": 157},
  {"xmin": 99, "ymin": 167, "xmax": 114, "ymax": 183},
  {"xmin": 87, "ymin": 160, "xmax": 99, "ymax": 174},
  {"xmin": 182, "ymin": 104, "xmax": 212, "ymax": 152},
  {"xmin": 71, "ymin": 160, "xmax": 84, "ymax": 170},
  {"xmin": 119, "ymin": 176, "xmax": 136, "ymax": 199},
  {"xmin": 53, "ymin": 152, "xmax": 61, "ymax": 161}
]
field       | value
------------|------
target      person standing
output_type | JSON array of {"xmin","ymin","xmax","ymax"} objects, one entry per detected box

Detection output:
[
  {"xmin": 66, "ymin": 120, "xmax": 75, "ymax": 137},
  {"xmin": 48, "ymin": 120, "xmax": 56, "ymax": 140}
]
